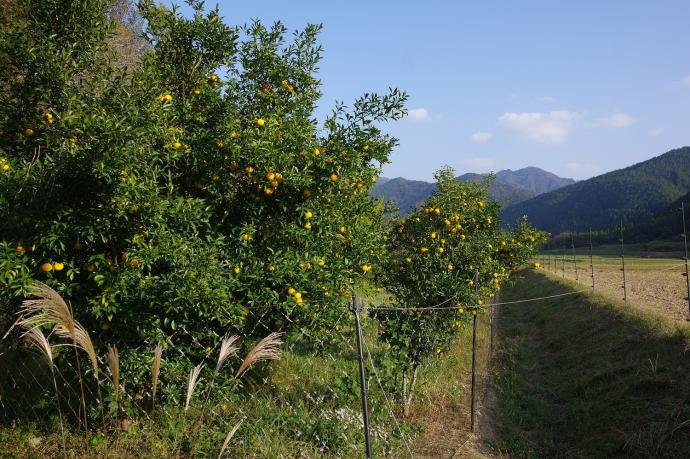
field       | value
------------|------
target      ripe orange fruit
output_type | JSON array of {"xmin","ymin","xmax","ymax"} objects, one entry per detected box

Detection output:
[
  {"xmin": 266, "ymin": 172, "xmax": 276, "ymax": 181},
  {"xmin": 16, "ymin": 244, "xmax": 25, "ymax": 254},
  {"xmin": 209, "ymin": 74, "xmax": 219, "ymax": 83},
  {"xmin": 40, "ymin": 262, "xmax": 53, "ymax": 272},
  {"xmin": 264, "ymin": 187, "xmax": 273, "ymax": 196},
  {"xmin": 24, "ymin": 128, "xmax": 34, "ymax": 137},
  {"xmin": 303, "ymin": 189, "xmax": 311, "ymax": 198},
  {"xmin": 329, "ymin": 173, "xmax": 338, "ymax": 182},
  {"xmin": 129, "ymin": 259, "xmax": 139, "ymax": 268}
]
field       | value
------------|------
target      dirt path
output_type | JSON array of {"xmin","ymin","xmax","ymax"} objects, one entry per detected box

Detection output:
[{"xmin": 413, "ymin": 308, "xmax": 500, "ymax": 458}]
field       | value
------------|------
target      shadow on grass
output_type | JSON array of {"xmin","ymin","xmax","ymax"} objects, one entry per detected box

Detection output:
[{"xmin": 493, "ymin": 269, "xmax": 690, "ymax": 458}]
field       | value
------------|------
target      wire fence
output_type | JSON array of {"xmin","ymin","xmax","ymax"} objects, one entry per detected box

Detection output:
[{"xmin": 1, "ymin": 244, "xmax": 689, "ymax": 456}]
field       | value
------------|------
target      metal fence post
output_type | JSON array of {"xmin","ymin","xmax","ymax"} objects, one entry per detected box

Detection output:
[
  {"xmin": 589, "ymin": 229, "xmax": 595, "ymax": 290},
  {"xmin": 352, "ymin": 293, "xmax": 373, "ymax": 458},
  {"xmin": 470, "ymin": 271, "xmax": 479, "ymax": 432},
  {"xmin": 571, "ymin": 231, "xmax": 579, "ymax": 282},
  {"xmin": 681, "ymin": 202, "xmax": 690, "ymax": 319},
  {"xmin": 620, "ymin": 221, "xmax": 627, "ymax": 302}
]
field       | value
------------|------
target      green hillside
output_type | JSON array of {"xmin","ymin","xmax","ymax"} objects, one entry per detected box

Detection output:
[
  {"xmin": 501, "ymin": 147, "xmax": 690, "ymax": 233},
  {"xmin": 372, "ymin": 167, "xmax": 575, "ymax": 214},
  {"xmin": 496, "ymin": 167, "xmax": 575, "ymax": 194}
]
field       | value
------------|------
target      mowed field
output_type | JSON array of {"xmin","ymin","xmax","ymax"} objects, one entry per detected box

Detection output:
[{"xmin": 536, "ymin": 254, "xmax": 690, "ymax": 323}]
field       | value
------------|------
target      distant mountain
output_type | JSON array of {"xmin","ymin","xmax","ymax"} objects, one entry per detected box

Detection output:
[
  {"xmin": 373, "ymin": 166, "xmax": 571, "ymax": 214},
  {"xmin": 496, "ymin": 167, "xmax": 576, "ymax": 194},
  {"xmin": 500, "ymin": 147, "xmax": 690, "ymax": 234}
]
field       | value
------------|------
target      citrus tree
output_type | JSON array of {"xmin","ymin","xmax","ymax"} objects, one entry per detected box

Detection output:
[
  {"xmin": 374, "ymin": 167, "xmax": 544, "ymax": 413},
  {"xmin": 0, "ymin": 0, "xmax": 406, "ymax": 373}
]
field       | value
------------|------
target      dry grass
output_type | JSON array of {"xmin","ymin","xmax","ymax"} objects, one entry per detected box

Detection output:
[
  {"xmin": 542, "ymin": 255, "xmax": 690, "ymax": 323},
  {"xmin": 185, "ymin": 363, "xmax": 205, "ymax": 411},
  {"xmin": 235, "ymin": 332, "xmax": 283, "ymax": 379},
  {"xmin": 107, "ymin": 345, "xmax": 120, "ymax": 402},
  {"xmin": 151, "ymin": 343, "xmax": 162, "ymax": 409}
]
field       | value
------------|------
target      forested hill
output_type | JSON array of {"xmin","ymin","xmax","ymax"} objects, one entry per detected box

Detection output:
[
  {"xmin": 374, "ymin": 173, "xmax": 536, "ymax": 214},
  {"xmin": 373, "ymin": 166, "xmax": 573, "ymax": 214},
  {"xmin": 500, "ymin": 147, "xmax": 690, "ymax": 233},
  {"xmin": 496, "ymin": 167, "xmax": 575, "ymax": 194}
]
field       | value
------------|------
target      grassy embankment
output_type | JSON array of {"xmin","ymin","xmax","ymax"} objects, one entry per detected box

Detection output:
[
  {"xmin": 492, "ymin": 269, "xmax": 690, "ymax": 457},
  {"xmin": 0, "ymin": 285, "xmax": 488, "ymax": 458}
]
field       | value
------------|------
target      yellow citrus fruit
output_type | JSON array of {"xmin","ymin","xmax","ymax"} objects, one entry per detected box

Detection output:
[
  {"xmin": 129, "ymin": 258, "xmax": 139, "ymax": 268},
  {"xmin": 266, "ymin": 172, "xmax": 276, "ymax": 181},
  {"xmin": 2, "ymin": 164, "xmax": 9, "ymax": 172},
  {"xmin": 303, "ymin": 189, "xmax": 311, "ymax": 198},
  {"xmin": 287, "ymin": 287, "xmax": 296, "ymax": 296},
  {"xmin": 256, "ymin": 118, "xmax": 265, "ymax": 127},
  {"xmin": 233, "ymin": 266, "xmax": 241, "ymax": 274},
  {"xmin": 293, "ymin": 292, "xmax": 302, "ymax": 300},
  {"xmin": 304, "ymin": 222, "xmax": 312, "ymax": 230},
  {"xmin": 53, "ymin": 262, "xmax": 64, "ymax": 272},
  {"xmin": 192, "ymin": 88, "xmax": 201, "ymax": 95},
  {"xmin": 420, "ymin": 247, "xmax": 429, "ymax": 253},
  {"xmin": 209, "ymin": 74, "xmax": 219, "ymax": 83},
  {"xmin": 172, "ymin": 141, "xmax": 182, "ymax": 150},
  {"xmin": 40, "ymin": 262, "xmax": 53, "ymax": 272},
  {"xmin": 245, "ymin": 166, "xmax": 254, "ymax": 174},
  {"xmin": 447, "ymin": 263, "xmax": 454, "ymax": 270},
  {"xmin": 329, "ymin": 173, "xmax": 338, "ymax": 182},
  {"xmin": 24, "ymin": 128, "xmax": 34, "ymax": 137},
  {"xmin": 437, "ymin": 247, "xmax": 444, "ymax": 254},
  {"xmin": 317, "ymin": 259, "xmax": 325, "ymax": 267}
]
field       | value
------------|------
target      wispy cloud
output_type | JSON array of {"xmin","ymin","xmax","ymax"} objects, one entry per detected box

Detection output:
[
  {"xmin": 591, "ymin": 113, "xmax": 636, "ymax": 128},
  {"xmin": 407, "ymin": 108, "xmax": 429, "ymax": 121},
  {"xmin": 470, "ymin": 131, "xmax": 492, "ymax": 142},
  {"xmin": 648, "ymin": 127, "xmax": 669, "ymax": 136},
  {"xmin": 679, "ymin": 76, "xmax": 690, "ymax": 86},
  {"xmin": 459, "ymin": 157, "xmax": 494, "ymax": 172},
  {"xmin": 564, "ymin": 162, "xmax": 601, "ymax": 178},
  {"xmin": 498, "ymin": 111, "xmax": 581, "ymax": 144}
]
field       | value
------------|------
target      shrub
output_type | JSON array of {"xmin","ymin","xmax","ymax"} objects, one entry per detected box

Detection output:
[
  {"xmin": 374, "ymin": 167, "xmax": 545, "ymax": 412},
  {"xmin": 0, "ymin": 0, "xmax": 406, "ymax": 365}
]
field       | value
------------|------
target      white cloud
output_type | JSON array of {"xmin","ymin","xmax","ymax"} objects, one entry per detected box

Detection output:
[
  {"xmin": 458, "ymin": 157, "xmax": 495, "ymax": 172},
  {"xmin": 648, "ymin": 127, "xmax": 669, "ymax": 136},
  {"xmin": 498, "ymin": 111, "xmax": 581, "ymax": 143},
  {"xmin": 591, "ymin": 113, "xmax": 636, "ymax": 128},
  {"xmin": 407, "ymin": 108, "xmax": 429, "ymax": 121},
  {"xmin": 470, "ymin": 131, "xmax": 492, "ymax": 142},
  {"xmin": 564, "ymin": 162, "xmax": 602, "ymax": 178}
]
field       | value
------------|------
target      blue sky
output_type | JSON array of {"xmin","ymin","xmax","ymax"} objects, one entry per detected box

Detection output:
[{"xmin": 173, "ymin": 0, "xmax": 690, "ymax": 181}]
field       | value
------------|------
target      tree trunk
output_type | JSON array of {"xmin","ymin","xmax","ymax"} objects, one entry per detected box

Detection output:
[
  {"xmin": 406, "ymin": 365, "xmax": 419, "ymax": 409},
  {"xmin": 402, "ymin": 369, "xmax": 409, "ymax": 416}
]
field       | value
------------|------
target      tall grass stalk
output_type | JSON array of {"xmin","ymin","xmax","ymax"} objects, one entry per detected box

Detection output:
[
  {"xmin": 21, "ymin": 327, "xmax": 65, "ymax": 446},
  {"xmin": 151, "ymin": 343, "xmax": 162, "ymax": 413}
]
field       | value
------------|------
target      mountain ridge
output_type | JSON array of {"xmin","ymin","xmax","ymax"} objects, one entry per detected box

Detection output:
[
  {"xmin": 374, "ymin": 166, "xmax": 573, "ymax": 214},
  {"xmin": 500, "ymin": 147, "xmax": 690, "ymax": 234}
]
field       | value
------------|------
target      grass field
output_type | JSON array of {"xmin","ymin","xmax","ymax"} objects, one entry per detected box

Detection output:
[
  {"xmin": 491, "ymin": 269, "xmax": 690, "ymax": 457},
  {"xmin": 0, "ymin": 285, "xmax": 489, "ymax": 458},
  {"xmin": 537, "ymin": 254, "xmax": 690, "ymax": 323}
]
